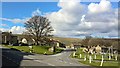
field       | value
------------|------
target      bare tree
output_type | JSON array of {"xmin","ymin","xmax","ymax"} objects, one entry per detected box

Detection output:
[
  {"xmin": 112, "ymin": 41, "xmax": 119, "ymax": 49},
  {"xmin": 88, "ymin": 38, "xmax": 104, "ymax": 46},
  {"xmin": 24, "ymin": 16, "xmax": 54, "ymax": 45},
  {"xmin": 81, "ymin": 36, "xmax": 92, "ymax": 46}
]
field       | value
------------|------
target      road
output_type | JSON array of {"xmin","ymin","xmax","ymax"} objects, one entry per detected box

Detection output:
[{"xmin": 1, "ymin": 46, "xmax": 92, "ymax": 68}]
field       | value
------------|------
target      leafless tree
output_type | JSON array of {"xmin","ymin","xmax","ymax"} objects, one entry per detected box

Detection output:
[
  {"xmin": 88, "ymin": 38, "xmax": 104, "ymax": 46},
  {"xmin": 81, "ymin": 36, "xmax": 92, "ymax": 46},
  {"xmin": 24, "ymin": 16, "xmax": 54, "ymax": 45}
]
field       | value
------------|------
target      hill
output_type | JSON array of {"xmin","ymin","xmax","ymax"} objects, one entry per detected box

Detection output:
[{"xmin": 52, "ymin": 37, "xmax": 82, "ymax": 46}]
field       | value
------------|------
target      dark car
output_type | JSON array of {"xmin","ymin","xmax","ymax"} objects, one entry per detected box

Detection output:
[{"xmin": 12, "ymin": 43, "xmax": 19, "ymax": 46}]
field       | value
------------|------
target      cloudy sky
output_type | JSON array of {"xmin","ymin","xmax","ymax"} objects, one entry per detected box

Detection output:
[{"xmin": 0, "ymin": 0, "xmax": 119, "ymax": 38}]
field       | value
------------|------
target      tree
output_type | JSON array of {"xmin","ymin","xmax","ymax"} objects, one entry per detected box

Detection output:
[
  {"xmin": 24, "ymin": 16, "xmax": 54, "ymax": 45},
  {"xmin": 103, "ymin": 40, "xmax": 112, "ymax": 47},
  {"xmin": 112, "ymin": 41, "xmax": 119, "ymax": 49},
  {"xmin": 88, "ymin": 38, "xmax": 104, "ymax": 46},
  {"xmin": 81, "ymin": 35, "xmax": 92, "ymax": 46}
]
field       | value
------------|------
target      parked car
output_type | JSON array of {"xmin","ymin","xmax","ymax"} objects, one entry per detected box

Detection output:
[{"xmin": 12, "ymin": 43, "xmax": 19, "ymax": 46}]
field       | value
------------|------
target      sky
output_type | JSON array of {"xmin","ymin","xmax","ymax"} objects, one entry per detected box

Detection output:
[{"xmin": 0, "ymin": 0, "xmax": 119, "ymax": 38}]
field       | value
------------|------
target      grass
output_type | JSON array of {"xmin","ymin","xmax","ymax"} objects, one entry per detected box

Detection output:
[
  {"xmin": 71, "ymin": 48, "xmax": 119, "ymax": 67},
  {"xmin": 80, "ymin": 61, "xmax": 119, "ymax": 68},
  {"xmin": 2, "ymin": 45, "xmax": 63, "ymax": 55}
]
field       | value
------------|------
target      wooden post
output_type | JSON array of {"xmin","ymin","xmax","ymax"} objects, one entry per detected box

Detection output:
[
  {"xmin": 108, "ymin": 47, "xmax": 111, "ymax": 60},
  {"xmin": 109, "ymin": 53, "xmax": 111, "ymax": 60},
  {"xmin": 80, "ymin": 54, "xmax": 82, "ymax": 58},
  {"xmin": 73, "ymin": 52, "xmax": 76, "ymax": 57},
  {"xmin": 94, "ymin": 54, "xmax": 96, "ymax": 59},
  {"xmin": 115, "ymin": 54, "xmax": 118, "ymax": 60},
  {"xmin": 29, "ymin": 46, "xmax": 33, "ymax": 53},
  {"xmin": 84, "ymin": 55, "xmax": 86, "ymax": 61},
  {"xmin": 89, "ymin": 55, "xmax": 92, "ymax": 63},
  {"xmin": 100, "ymin": 55, "xmax": 104, "ymax": 66}
]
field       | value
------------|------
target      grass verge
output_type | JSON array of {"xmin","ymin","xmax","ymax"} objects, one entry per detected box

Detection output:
[{"xmin": 2, "ymin": 45, "xmax": 63, "ymax": 55}]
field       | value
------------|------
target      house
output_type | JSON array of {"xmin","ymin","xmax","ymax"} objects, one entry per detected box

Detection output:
[
  {"xmin": 70, "ymin": 42, "xmax": 82, "ymax": 49},
  {"xmin": 17, "ymin": 35, "xmax": 35, "ymax": 45},
  {"xmin": 49, "ymin": 39, "xmax": 66, "ymax": 48},
  {"xmin": 1, "ymin": 32, "xmax": 35, "ymax": 45},
  {"xmin": 2, "ymin": 32, "xmax": 18, "ymax": 44},
  {"xmin": 1, "ymin": 31, "xmax": 66, "ymax": 47}
]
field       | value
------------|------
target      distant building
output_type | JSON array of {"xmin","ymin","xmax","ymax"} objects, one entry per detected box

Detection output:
[
  {"xmin": 70, "ymin": 42, "xmax": 81, "ymax": 49},
  {"xmin": 17, "ymin": 35, "xmax": 35, "ymax": 45},
  {"xmin": 1, "ymin": 32, "xmax": 66, "ymax": 47},
  {"xmin": 1, "ymin": 32, "xmax": 35, "ymax": 45},
  {"xmin": 49, "ymin": 39, "xmax": 66, "ymax": 48},
  {"xmin": 2, "ymin": 32, "xmax": 18, "ymax": 44}
]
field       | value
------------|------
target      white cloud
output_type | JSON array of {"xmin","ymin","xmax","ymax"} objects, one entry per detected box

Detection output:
[
  {"xmin": 46, "ymin": 0, "xmax": 85, "ymax": 37},
  {"xmin": 88, "ymin": 0, "xmax": 112, "ymax": 14},
  {"xmin": 0, "ymin": 18, "xmax": 29, "ymax": 23},
  {"xmin": 46, "ymin": 0, "xmax": 118, "ymax": 38},
  {"xmin": 10, "ymin": 26, "xmax": 26, "ymax": 34},
  {"xmin": 32, "ymin": 8, "xmax": 41, "ymax": 16},
  {"xmin": 0, "ymin": 26, "xmax": 26, "ymax": 34},
  {"xmin": 1, "ymin": 0, "xmax": 118, "ymax": 38}
]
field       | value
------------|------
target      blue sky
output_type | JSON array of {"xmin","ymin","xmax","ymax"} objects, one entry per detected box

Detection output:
[
  {"xmin": 0, "ymin": 0, "xmax": 119, "ymax": 38},
  {"xmin": 2, "ymin": 2, "xmax": 60, "ymax": 28}
]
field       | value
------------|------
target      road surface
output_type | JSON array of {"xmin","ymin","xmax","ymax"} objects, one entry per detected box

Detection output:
[{"xmin": 1, "ymin": 46, "xmax": 92, "ymax": 68}]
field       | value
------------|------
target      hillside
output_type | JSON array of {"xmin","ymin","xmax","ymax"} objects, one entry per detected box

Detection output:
[{"xmin": 52, "ymin": 37, "xmax": 82, "ymax": 46}]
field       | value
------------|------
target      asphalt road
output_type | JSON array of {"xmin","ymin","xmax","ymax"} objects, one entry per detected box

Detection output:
[{"xmin": 1, "ymin": 46, "xmax": 92, "ymax": 68}]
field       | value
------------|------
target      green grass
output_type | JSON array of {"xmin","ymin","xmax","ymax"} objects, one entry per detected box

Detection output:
[
  {"xmin": 32, "ymin": 46, "xmax": 53, "ymax": 54},
  {"xmin": 80, "ymin": 61, "xmax": 119, "ymax": 68},
  {"xmin": 3, "ymin": 45, "xmax": 63, "ymax": 55},
  {"xmin": 71, "ymin": 48, "xmax": 119, "ymax": 67}
]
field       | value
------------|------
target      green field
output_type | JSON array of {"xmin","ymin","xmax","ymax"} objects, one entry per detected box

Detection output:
[
  {"xmin": 71, "ymin": 48, "xmax": 119, "ymax": 67},
  {"xmin": 2, "ymin": 45, "xmax": 63, "ymax": 55}
]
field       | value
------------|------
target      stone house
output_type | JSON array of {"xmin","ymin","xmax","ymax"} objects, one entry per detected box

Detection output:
[
  {"xmin": 49, "ymin": 39, "xmax": 66, "ymax": 48},
  {"xmin": 70, "ymin": 42, "xmax": 81, "ymax": 49},
  {"xmin": 17, "ymin": 35, "xmax": 35, "ymax": 45},
  {"xmin": 2, "ymin": 32, "xmax": 18, "ymax": 44},
  {"xmin": 1, "ymin": 32, "xmax": 66, "ymax": 47},
  {"xmin": 1, "ymin": 32, "xmax": 35, "ymax": 45}
]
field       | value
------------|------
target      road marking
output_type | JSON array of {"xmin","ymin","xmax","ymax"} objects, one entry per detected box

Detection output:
[
  {"xmin": 51, "ymin": 53, "xmax": 63, "ymax": 56},
  {"xmin": 25, "ymin": 56, "xmax": 55, "ymax": 66},
  {"xmin": 70, "ymin": 63, "xmax": 73, "ymax": 64}
]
